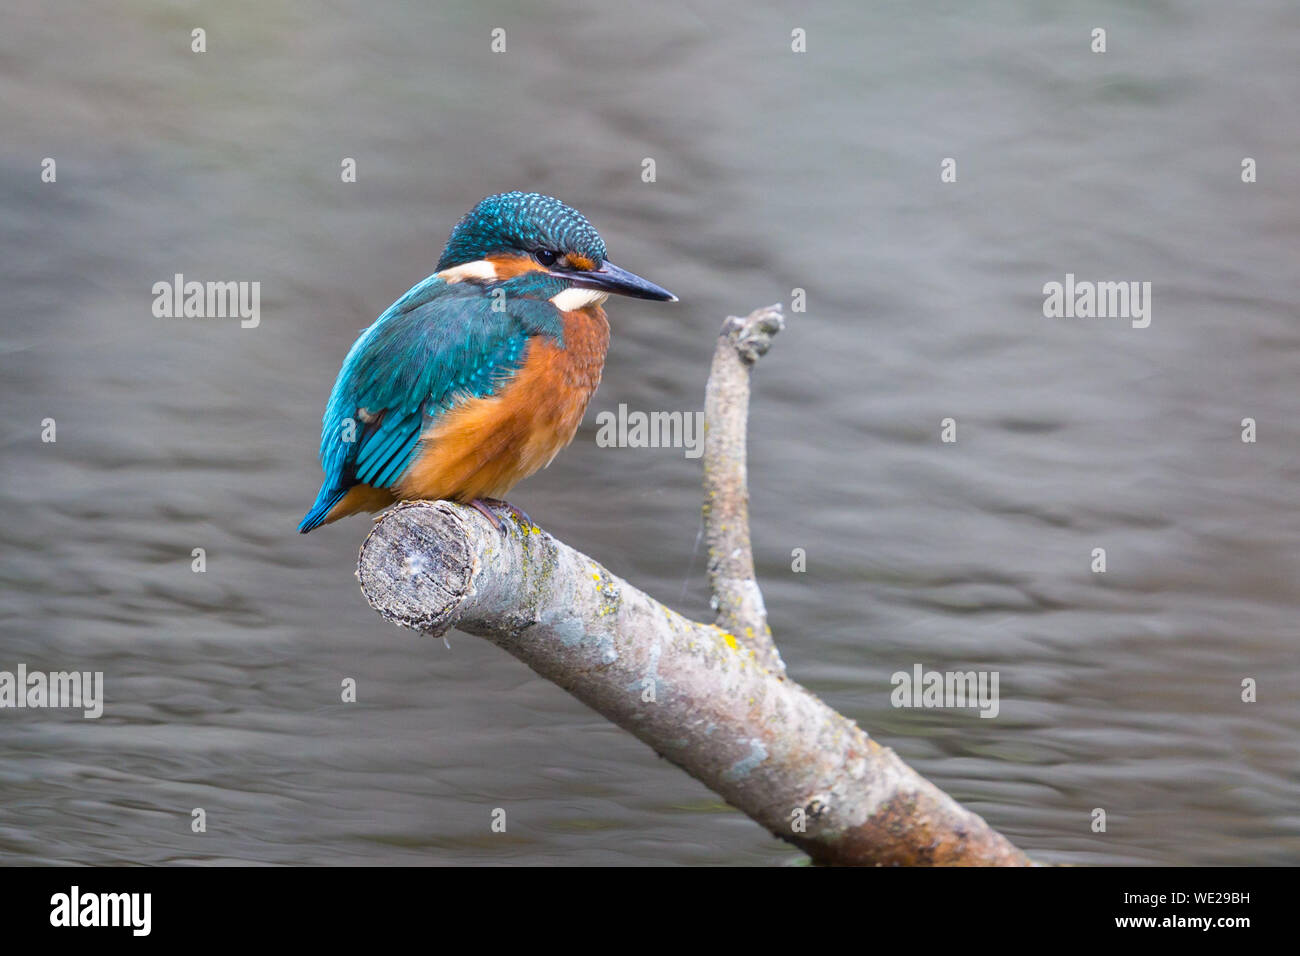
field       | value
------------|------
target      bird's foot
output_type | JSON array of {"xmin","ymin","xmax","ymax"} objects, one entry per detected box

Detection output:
[
  {"xmin": 467, "ymin": 498, "xmax": 506, "ymax": 534},
  {"xmin": 467, "ymin": 498, "xmax": 535, "ymax": 536}
]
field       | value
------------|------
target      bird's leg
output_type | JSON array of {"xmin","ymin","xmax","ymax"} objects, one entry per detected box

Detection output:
[
  {"xmin": 468, "ymin": 498, "xmax": 508, "ymax": 535},
  {"xmin": 488, "ymin": 496, "xmax": 535, "ymax": 528},
  {"xmin": 469, "ymin": 497, "xmax": 535, "ymax": 534},
  {"xmin": 484, "ymin": 497, "xmax": 534, "ymax": 529}
]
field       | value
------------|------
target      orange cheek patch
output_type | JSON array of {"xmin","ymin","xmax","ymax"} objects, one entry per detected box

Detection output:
[
  {"xmin": 485, "ymin": 254, "xmax": 547, "ymax": 278},
  {"xmin": 565, "ymin": 254, "xmax": 596, "ymax": 271}
]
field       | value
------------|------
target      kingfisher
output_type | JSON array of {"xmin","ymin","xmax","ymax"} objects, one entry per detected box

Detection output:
[{"xmin": 299, "ymin": 191, "xmax": 676, "ymax": 534}]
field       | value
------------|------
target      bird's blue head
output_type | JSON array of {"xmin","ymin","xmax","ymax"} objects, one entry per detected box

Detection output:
[{"xmin": 435, "ymin": 191, "xmax": 676, "ymax": 303}]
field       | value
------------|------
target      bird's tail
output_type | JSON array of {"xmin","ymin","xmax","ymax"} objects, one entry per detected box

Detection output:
[{"xmin": 298, "ymin": 484, "xmax": 348, "ymax": 534}]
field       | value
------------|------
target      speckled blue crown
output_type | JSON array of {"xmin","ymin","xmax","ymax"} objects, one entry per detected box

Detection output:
[{"xmin": 436, "ymin": 191, "xmax": 607, "ymax": 270}]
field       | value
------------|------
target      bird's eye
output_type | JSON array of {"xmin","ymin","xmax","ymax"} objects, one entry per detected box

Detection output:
[{"xmin": 535, "ymin": 249, "xmax": 558, "ymax": 266}]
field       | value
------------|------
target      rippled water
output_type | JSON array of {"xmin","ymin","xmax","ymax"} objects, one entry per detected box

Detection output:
[{"xmin": 1, "ymin": 1, "xmax": 1297, "ymax": 865}]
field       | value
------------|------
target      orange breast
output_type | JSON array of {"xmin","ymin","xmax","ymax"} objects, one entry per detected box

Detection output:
[{"xmin": 395, "ymin": 306, "xmax": 611, "ymax": 503}]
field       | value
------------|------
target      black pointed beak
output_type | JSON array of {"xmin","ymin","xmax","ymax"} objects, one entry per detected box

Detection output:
[{"xmin": 564, "ymin": 260, "xmax": 677, "ymax": 302}]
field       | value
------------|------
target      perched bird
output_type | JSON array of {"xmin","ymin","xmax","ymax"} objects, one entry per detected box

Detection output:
[{"xmin": 299, "ymin": 191, "xmax": 676, "ymax": 534}]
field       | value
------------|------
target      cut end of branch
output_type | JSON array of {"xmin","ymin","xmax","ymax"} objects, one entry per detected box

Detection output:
[
  {"xmin": 722, "ymin": 303, "xmax": 785, "ymax": 365},
  {"xmin": 357, "ymin": 500, "xmax": 475, "ymax": 637}
]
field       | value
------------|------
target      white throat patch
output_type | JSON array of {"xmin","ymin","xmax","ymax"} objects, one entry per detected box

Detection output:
[{"xmin": 549, "ymin": 286, "xmax": 610, "ymax": 311}]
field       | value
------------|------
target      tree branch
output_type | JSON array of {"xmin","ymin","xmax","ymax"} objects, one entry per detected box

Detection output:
[
  {"xmin": 703, "ymin": 304, "xmax": 785, "ymax": 675},
  {"xmin": 355, "ymin": 305, "xmax": 1032, "ymax": 866}
]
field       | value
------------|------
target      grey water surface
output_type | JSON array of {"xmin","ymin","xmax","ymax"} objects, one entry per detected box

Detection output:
[{"xmin": 1, "ymin": 1, "xmax": 1297, "ymax": 865}]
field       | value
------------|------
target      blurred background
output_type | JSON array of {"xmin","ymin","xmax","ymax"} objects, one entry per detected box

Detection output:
[{"xmin": 1, "ymin": 1, "xmax": 1297, "ymax": 865}]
